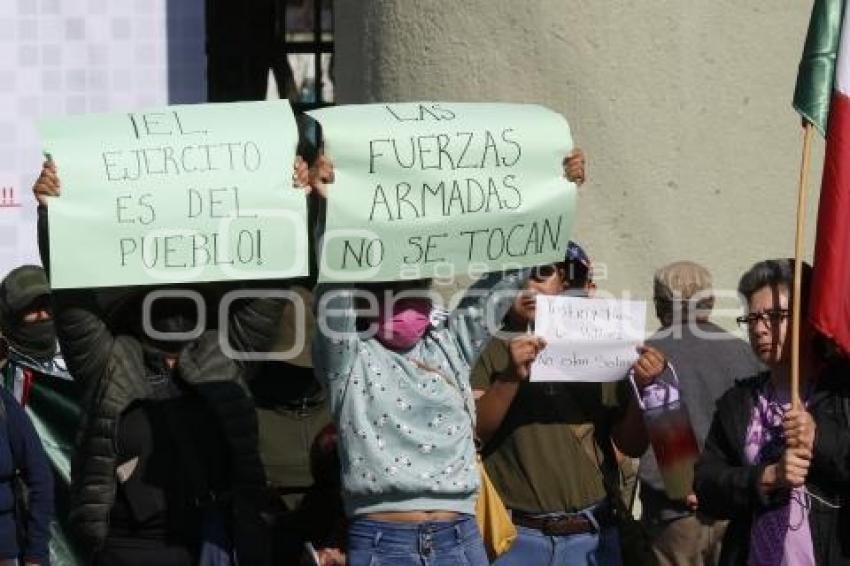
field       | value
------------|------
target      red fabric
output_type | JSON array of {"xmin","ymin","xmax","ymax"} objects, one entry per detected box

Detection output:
[
  {"xmin": 21, "ymin": 367, "xmax": 34, "ymax": 406},
  {"xmin": 811, "ymin": 91, "xmax": 850, "ymax": 355}
]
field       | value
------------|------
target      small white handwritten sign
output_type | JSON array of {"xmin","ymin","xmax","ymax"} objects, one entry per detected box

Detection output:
[{"xmin": 530, "ymin": 295, "xmax": 647, "ymax": 382}]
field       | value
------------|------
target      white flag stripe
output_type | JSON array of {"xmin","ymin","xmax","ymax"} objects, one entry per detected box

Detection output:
[{"xmin": 835, "ymin": 5, "xmax": 850, "ymax": 94}]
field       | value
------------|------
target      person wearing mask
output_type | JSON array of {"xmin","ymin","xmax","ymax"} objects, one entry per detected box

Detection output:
[
  {"xmin": 640, "ymin": 261, "xmax": 762, "ymax": 566},
  {"xmin": 32, "ymin": 157, "xmax": 308, "ymax": 565},
  {"xmin": 250, "ymin": 285, "xmax": 333, "ymax": 563},
  {"xmin": 694, "ymin": 259, "xmax": 850, "ymax": 565},
  {"xmin": 0, "ymin": 265, "xmax": 72, "ymax": 400},
  {"xmin": 471, "ymin": 242, "xmax": 666, "ymax": 566},
  {"xmin": 0, "ymin": 266, "xmax": 55, "ymax": 565},
  {"xmin": 309, "ymin": 149, "xmax": 586, "ymax": 566}
]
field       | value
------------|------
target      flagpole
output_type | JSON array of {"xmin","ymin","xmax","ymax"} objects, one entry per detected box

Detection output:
[{"xmin": 791, "ymin": 122, "xmax": 814, "ymax": 411}]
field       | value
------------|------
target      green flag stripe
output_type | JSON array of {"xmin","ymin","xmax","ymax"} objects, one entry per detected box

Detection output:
[{"xmin": 794, "ymin": 0, "xmax": 846, "ymax": 136}]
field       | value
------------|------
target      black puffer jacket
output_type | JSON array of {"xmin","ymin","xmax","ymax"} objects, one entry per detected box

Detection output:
[
  {"xmin": 694, "ymin": 367, "xmax": 850, "ymax": 565},
  {"xmin": 38, "ymin": 207, "xmax": 282, "ymax": 563}
]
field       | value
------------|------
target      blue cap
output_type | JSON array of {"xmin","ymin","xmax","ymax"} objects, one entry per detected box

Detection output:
[
  {"xmin": 564, "ymin": 241, "xmax": 590, "ymax": 267},
  {"xmin": 564, "ymin": 241, "xmax": 591, "ymax": 286}
]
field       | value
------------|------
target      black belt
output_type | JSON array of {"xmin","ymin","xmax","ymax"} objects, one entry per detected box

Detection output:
[{"xmin": 512, "ymin": 502, "xmax": 616, "ymax": 536}]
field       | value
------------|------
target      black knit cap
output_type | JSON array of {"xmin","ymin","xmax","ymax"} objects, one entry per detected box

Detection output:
[
  {"xmin": 0, "ymin": 265, "xmax": 57, "ymax": 360},
  {"xmin": 0, "ymin": 265, "xmax": 50, "ymax": 321}
]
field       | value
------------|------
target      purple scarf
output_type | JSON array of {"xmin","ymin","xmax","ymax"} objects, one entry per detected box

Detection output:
[{"xmin": 744, "ymin": 385, "xmax": 814, "ymax": 566}]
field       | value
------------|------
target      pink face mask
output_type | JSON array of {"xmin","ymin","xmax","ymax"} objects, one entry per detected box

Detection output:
[{"xmin": 375, "ymin": 298, "xmax": 432, "ymax": 351}]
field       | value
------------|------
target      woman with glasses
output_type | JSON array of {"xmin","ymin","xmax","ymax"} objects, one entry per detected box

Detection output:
[{"xmin": 694, "ymin": 259, "xmax": 850, "ymax": 565}]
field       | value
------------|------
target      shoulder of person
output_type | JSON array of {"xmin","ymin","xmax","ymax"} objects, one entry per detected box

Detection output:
[
  {"xmin": 110, "ymin": 335, "xmax": 145, "ymax": 368},
  {"xmin": 644, "ymin": 328, "xmax": 670, "ymax": 347},
  {"xmin": 714, "ymin": 371, "xmax": 767, "ymax": 409},
  {"xmin": 480, "ymin": 335, "xmax": 511, "ymax": 362},
  {"xmin": 0, "ymin": 387, "xmax": 30, "ymax": 428},
  {"xmin": 732, "ymin": 371, "xmax": 768, "ymax": 389},
  {"xmin": 180, "ymin": 330, "xmax": 241, "ymax": 384},
  {"xmin": 113, "ymin": 333, "xmax": 142, "ymax": 353},
  {"xmin": 470, "ymin": 336, "xmax": 511, "ymax": 386},
  {"xmin": 816, "ymin": 359, "xmax": 850, "ymax": 389},
  {"xmin": 810, "ymin": 360, "xmax": 850, "ymax": 409}
]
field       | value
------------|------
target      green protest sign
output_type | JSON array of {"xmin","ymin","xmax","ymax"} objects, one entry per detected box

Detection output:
[
  {"xmin": 39, "ymin": 100, "xmax": 307, "ymax": 289},
  {"xmin": 308, "ymin": 102, "xmax": 576, "ymax": 282}
]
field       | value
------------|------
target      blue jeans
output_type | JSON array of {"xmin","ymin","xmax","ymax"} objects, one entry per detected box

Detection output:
[
  {"xmin": 494, "ymin": 523, "xmax": 622, "ymax": 566},
  {"xmin": 347, "ymin": 515, "xmax": 489, "ymax": 566}
]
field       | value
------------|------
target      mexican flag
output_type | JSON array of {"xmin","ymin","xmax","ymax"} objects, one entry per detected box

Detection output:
[{"xmin": 794, "ymin": 0, "xmax": 850, "ymax": 355}]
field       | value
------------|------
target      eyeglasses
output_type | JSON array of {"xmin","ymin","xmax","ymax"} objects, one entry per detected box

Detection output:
[{"xmin": 736, "ymin": 309, "xmax": 790, "ymax": 329}]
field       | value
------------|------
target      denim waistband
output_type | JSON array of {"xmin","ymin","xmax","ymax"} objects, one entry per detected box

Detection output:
[{"xmin": 348, "ymin": 514, "xmax": 479, "ymax": 553}]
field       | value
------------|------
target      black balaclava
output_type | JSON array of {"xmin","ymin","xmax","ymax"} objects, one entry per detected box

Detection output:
[
  {"xmin": 0, "ymin": 265, "xmax": 57, "ymax": 361},
  {"xmin": 112, "ymin": 290, "xmax": 201, "ymax": 371},
  {"xmin": 140, "ymin": 294, "xmax": 201, "ymax": 364}
]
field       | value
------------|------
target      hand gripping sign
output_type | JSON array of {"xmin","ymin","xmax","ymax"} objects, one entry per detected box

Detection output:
[
  {"xmin": 39, "ymin": 100, "xmax": 307, "ymax": 288},
  {"xmin": 308, "ymin": 102, "xmax": 577, "ymax": 283}
]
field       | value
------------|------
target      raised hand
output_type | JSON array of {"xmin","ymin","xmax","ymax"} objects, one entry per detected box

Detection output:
[
  {"xmin": 32, "ymin": 157, "xmax": 60, "ymax": 207},
  {"xmin": 307, "ymin": 152, "xmax": 335, "ymax": 198},
  {"xmin": 632, "ymin": 345, "xmax": 666, "ymax": 391},
  {"xmin": 563, "ymin": 147, "xmax": 587, "ymax": 185},
  {"xmin": 507, "ymin": 335, "xmax": 547, "ymax": 381},
  {"xmin": 293, "ymin": 155, "xmax": 309, "ymax": 188}
]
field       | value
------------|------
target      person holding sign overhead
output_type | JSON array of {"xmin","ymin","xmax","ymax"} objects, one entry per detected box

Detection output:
[
  {"xmin": 32, "ymin": 156, "xmax": 310, "ymax": 566},
  {"xmin": 309, "ymin": 148, "xmax": 586, "ymax": 566},
  {"xmin": 471, "ymin": 242, "xmax": 666, "ymax": 566}
]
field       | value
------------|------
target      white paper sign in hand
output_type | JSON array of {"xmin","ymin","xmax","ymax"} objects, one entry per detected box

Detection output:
[{"xmin": 530, "ymin": 295, "xmax": 647, "ymax": 382}]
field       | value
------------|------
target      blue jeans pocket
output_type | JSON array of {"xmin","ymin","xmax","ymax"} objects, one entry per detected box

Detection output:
[{"xmin": 461, "ymin": 536, "xmax": 489, "ymax": 566}]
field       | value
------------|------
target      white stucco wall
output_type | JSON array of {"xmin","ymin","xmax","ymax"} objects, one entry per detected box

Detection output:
[{"xmin": 334, "ymin": 1, "xmax": 824, "ymax": 330}]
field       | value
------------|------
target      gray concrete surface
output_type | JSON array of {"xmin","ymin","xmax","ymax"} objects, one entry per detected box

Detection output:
[{"xmin": 334, "ymin": 1, "xmax": 824, "ymax": 331}]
